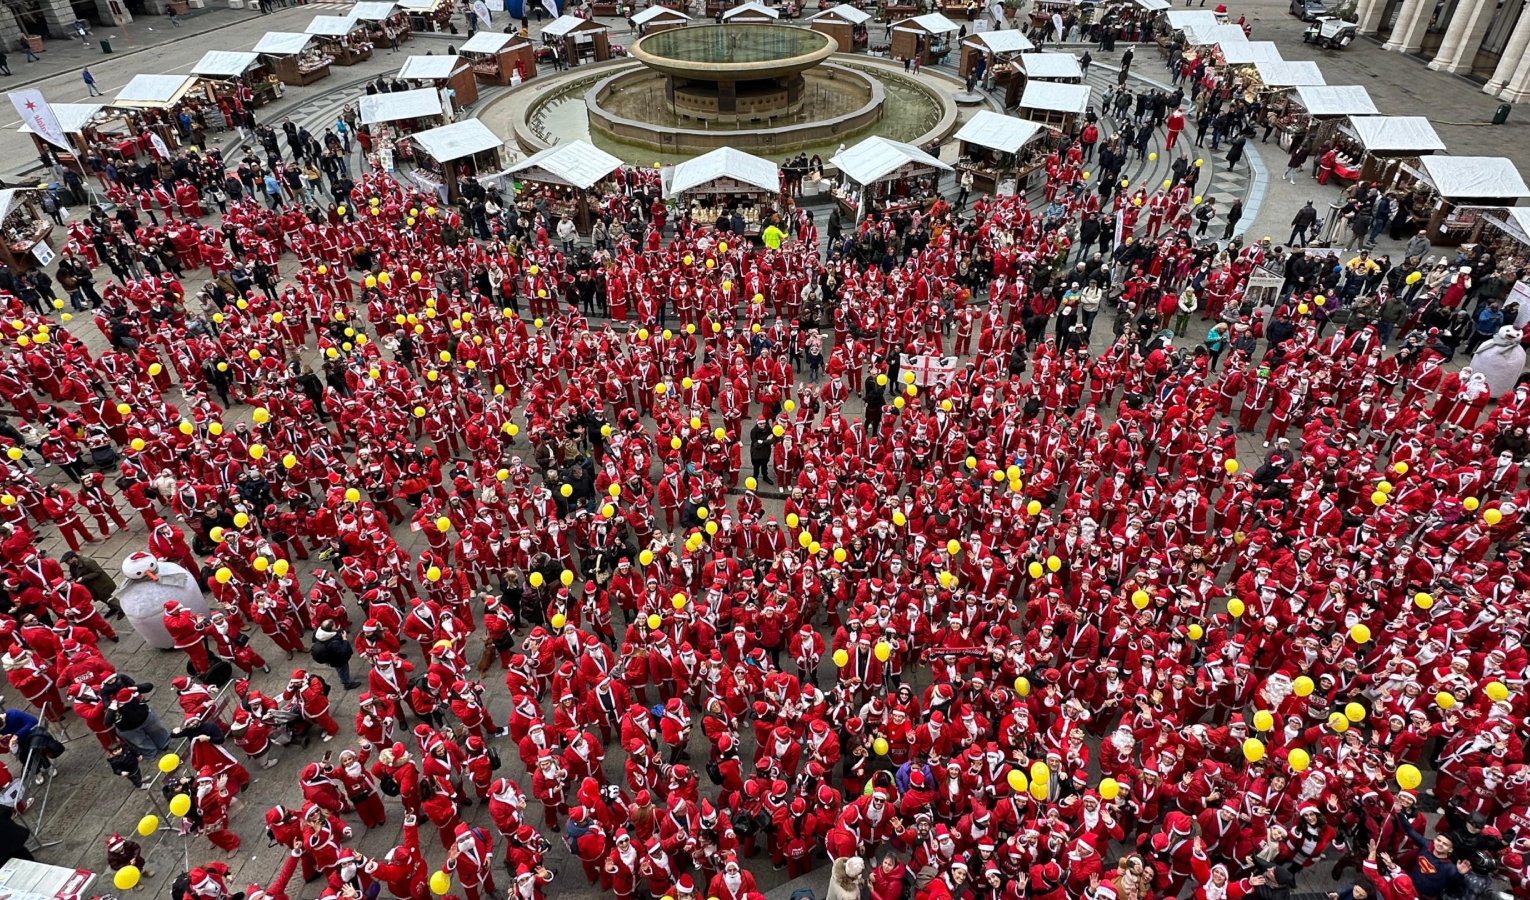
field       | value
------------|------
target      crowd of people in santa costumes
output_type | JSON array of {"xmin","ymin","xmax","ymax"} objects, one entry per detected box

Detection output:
[{"xmin": 1, "ymin": 70, "xmax": 1530, "ymax": 900}]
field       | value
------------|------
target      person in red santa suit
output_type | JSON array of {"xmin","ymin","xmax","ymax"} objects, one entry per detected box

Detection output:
[
  {"xmin": 707, "ymin": 853, "xmax": 759, "ymax": 900},
  {"xmin": 444, "ymin": 822, "xmax": 496, "ymax": 900},
  {"xmin": 366, "ymin": 814, "xmax": 429, "ymax": 900}
]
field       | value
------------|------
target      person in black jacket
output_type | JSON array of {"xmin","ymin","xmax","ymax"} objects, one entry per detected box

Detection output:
[
  {"xmin": 310, "ymin": 620, "xmax": 359, "ymax": 689},
  {"xmin": 749, "ymin": 419, "xmax": 777, "ymax": 484}
]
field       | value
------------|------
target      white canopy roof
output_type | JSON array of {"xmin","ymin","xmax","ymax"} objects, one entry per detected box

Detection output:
[
  {"xmin": 1253, "ymin": 60, "xmax": 1324, "ymax": 86},
  {"xmin": 807, "ymin": 4, "xmax": 871, "ymax": 24},
  {"xmin": 542, "ymin": 14, "xmax": 606, "ymax": 36},
  {"xmin": 398, "ymin": 0, "xmax": 445, "ymax": 9},
  {"xmin": 460, "ymin": 30, "xmax": 523, "ymax": 52},
  {"xmin": 0, "ymin": 189, "xmax": 38, "ymax": 223},
  {"xmin": 955, "ymin": 110, "xmax": 1045, "ymax": 154},
  {"xmin": 1291, "ymin": 84, "xmax": 1378, "ymax": 116},
  {"xmin": 192, "ymin": 50, "xmax": 261, "ymax": 77},
  {"xmin": 398, "ymin": 54, "xmax": 462, "ymax": 80},
  {"xmin": 358, "ymin": 87, "xmax": 443, "ymax": 125},
  {"xmin": 1345, "ymin": 116, "xmax": 1446, "ymax": 154},
  {"xmin": 1019, "ymin": 80, "xmax": 1090, "ymax": 115},
  {"xmin": 1133, "ymin": 0, "xmax": 1171, "ymax": 10},
  {"xmin": 1165, "ymin": 10, "xmax": 1218, "ymax": 33},
  {"xmin": 508, "ymin": 140, "xmax": 623, "ymax": 189},
  {"xmin": 253, "ymin": 31, "xmax": 315, "ymax": 55},
  {"xmin": 113, "ymin": 74, "xmax": 198, "ymax": 108},
  {"xmin": 350, "ymin": 1, "xmax": 397, "ymax": 20},
  {"xmin": 722, "ymin": 1, "xmax": 778, "ymax": 19},
  {"xmin": 632, "ymin": 4, "xmax": 691, "ymax": 24},
  {"xmin": 668, "ymin": 147, "xmax": 779, "ymax": 195},
  {"xmin": 830, "ymin": 136, "xmax": 950, "ymax": 186},
  {"xmin": 1188, "ymin": 22, "xmax": 1247, "ymax": 45},
  {"xmin": 1485, "ymin": 207, "xmax": 1530, "ymax": 245},
  {"xmin": 306, "ymin": 14, "xmax": 361, "ymax": 36},
  {"xmin": 963, "ymin": 29, "xmax": 1034, "ymax": 53},
  {"xmin": 18, "ymin": 102, "xmax": 104, "ymax": 135},
  {"xmin": 1017, "ymin": 52, "xmax": 1082, "ymax": 80},
  {"xmin": 1219, "ymin": 40, "xmax": 1280, "ymax": 64},
  {"xmin": 410, "ymin": 119, "xmax": 503, "ymax": 162},
  {"xmin": 894, "ymin": 12, "xmax": 960, "ymax": 33},
  {"xmin": 1416, "ymin": 156, "xmax": 1530, "ymax": 199}
]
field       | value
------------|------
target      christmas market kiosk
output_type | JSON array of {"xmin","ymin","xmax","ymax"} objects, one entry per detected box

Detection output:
[
  {"xmin": 306, "ymin": 15, "xmax": 374, "ymax": 67},
  {"xmin": 830, "ymin": 135, "xmax": 950, "ymax": 221},
  {"xmin": 1017, "ymin": 79, "xmax": 1090, "ymax": 135},
  {"xmin": 890, "ymin": 13, "xmax": 960, "ymax": 66},
  {"xmin": 1337, "ymin": 116, "xmax": 1446, "ymax": 189},
  {"xmin": 398, "ymin": 54, "xmax": 479, "ymax": 112},
  {"xmin": 404, "ymin": 118, "xmax": 505, "ymax": 203},
  {"xmin": 459, "ymin": 31, "xmax": 538, "ymax": 85},
  {"xmin": 18, "ymin": 102, "xmax": 106, "ymax": 162},
  {"xmin": 253, "ymin": 32, "xmax": 330, "ymax": 87},
  {"xmin": 953, "ymin": 109, "xmax": 1047, "ymax": 194},
  {"xmin": 191, "ymin": 50, "xmax": 279, "ymax": 110},
  {"xmin": 0, "ymin": 189, "xmax": 54, "ymax": 272},
  {"xmin": 632, "ymin": 5, "xmax": 691, "ymax": 35},
  {"xmin": 1394, "ymin": 156, "xmax": 1530, "ymax": 246},
  {"xmin": 507, "ymin": 139, "xmax": 625, "ymax": 234},
  {"xmin": 351, "ymin": 1, "xmax": 413, "ymax": 45},
  {"xmin": 358, "ymin": 87, "xmax": 447, "ymax": 171},
  {"xmin": 807, "ymin": 4, "xmax": 870, "ymax": 51},
  {"xmin": 666, "ymin": 147, "xmax": 782, "ymax": 237},
  {"xmin": 109, "ymin": 74, "xmax": 201, "ymax": 154},
  {"xmin": 541, "ymin": 16, "xmax": 614, "ymax": 66}
]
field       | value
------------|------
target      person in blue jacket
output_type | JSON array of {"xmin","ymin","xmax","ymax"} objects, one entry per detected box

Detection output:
[{"xmin": 1393, "ymin": 806, "xmax": 1469, "ymax": 900}]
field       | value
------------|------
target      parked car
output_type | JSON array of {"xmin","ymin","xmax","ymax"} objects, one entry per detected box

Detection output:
[{"xmin": 1290, "ymin": 0, "xmax": 1328, "ymax": 20}]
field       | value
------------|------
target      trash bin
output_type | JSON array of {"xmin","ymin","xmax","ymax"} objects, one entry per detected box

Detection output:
[
  {"xmin": 1494, "ymin": 102, "xmax": 1511, "ymax": 124},
  {"xmin": 100, "ymin": 37, "xmax": 112, "ymax": 52}
]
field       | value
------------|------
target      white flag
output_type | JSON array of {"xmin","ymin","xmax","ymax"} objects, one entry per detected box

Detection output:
[
  {"xmin": 9, "ymin": 90, "xmax": 71, "ymax": 153},
  {"xmin": 541, "ymin": 0, "xmax": 558, "ymax": 19},
  {"xmin": 473, "ymin": 0, "xmax": 492, "ymax": 23},
  {"xmin": 150, "ymin": 132, "xmax": 172, "ymax": 160}
]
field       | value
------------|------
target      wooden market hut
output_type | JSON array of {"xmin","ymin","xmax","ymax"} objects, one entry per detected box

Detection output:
[
  {"xmin": 459, "ymin": 31, "xmax": 537, "ymax": 84},
  {"xmin": 0, "ymin": 189, "xmax": 55, "ymax": 273},
  {"xmin": 253, "ymin": 32, "xmax": 330, "ymax": 87},
  {"xmin": 1251, "ymin": 60, "xmax": 1325, "ymax": 89},
  {"xmin": 1338, "ymin": 116, "xmax": 1446, "ymax": 188},
  {"xmin": 350, "ymin": 1, "xmax": 413, "ymax": 45},
  {"xmin": 358, "ymin": 87, "xmax": 447, "ymax": 141},
  {"xmin": 890, "ymin": 13, "xmax": 959, "ymax": 66},
  {"xmin": 958, "ymin": 28, "xmax": 1033, "ymax": 80},
  {"xmin": 665, "ymin": 147, "xmax": 782, "ymax": 236},
  {"xmin": 305, "ymin": 15, "xmax": 374, "ymax": 67},
  {"xmin": 1017, "ymin": 79, "xmax": 1091, "ymax": 134},
  {"xmin": 631, "ymin": 5, "xmax": 691, "ymax": 35},
  {"xmin": 406, "ymin": 119, "xmax": 505, "ymax": 203},
  {"xmin": 1395, "ymin": 156, "xmax": 1530, "ymax": 245},
  {"xmin": 507, "ymin": 140, "xmax": 624, "ymax": 233},
  {"xmin": 1217, "ymin": 39, "xmax": 1281, "ymax": 65},
  {"xmin": 190, "ymin": 50, "xmax": 279, "ymax": 110},
  {"xmin": 953, "ymin": 109, "xmax": 1047, "ymax": 193},
  {"xmin": 541, "ymin": 16, "xmax": 613, "ymax": 66},
  {"xmin": 110, "ymin": 74, "xmax": 200, "ymax": 153},
  {"xmin": 398, "ymin": 54, "xmax": 480, "ymax": 111},
  {"xmin": 1161, "ymin": 8, "xmax": 1219, "ymax": 43},
  {"xmin": 398, "ymin": 0, "xmax": 453, "ymax": 33},
  {"xmin": 1285, "ymin": 84, "xmax": 1379, "ymax": 146},
  {"xmin": 721, "ymin": 1, "xmax": 778, "ymax": 23},
  {"xmin": 829, "ymin": 135, "xmax": 950, "ymax": 221},
  {"xmin": 807, "ymin": 5, "xmax": 870, "ymax": 51}
]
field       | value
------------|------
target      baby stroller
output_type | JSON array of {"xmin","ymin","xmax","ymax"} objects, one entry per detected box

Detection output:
[{"xmin": 84, "ymin": 423, "xmax": 119, "ymax": 470}]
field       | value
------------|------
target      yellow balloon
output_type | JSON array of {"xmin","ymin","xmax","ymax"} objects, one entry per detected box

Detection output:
[
  {"xmin": 1029, "ymin": 780, "xmax": 1049, "ymax": 800},
  {"xmin": 1014, "ymin": 676, "xmax": 1031, "ymax": 697},
  {"xmin": 1486, "ymin": 681, "xmax": 1510, "ymax": 703},
  {"xmin": 1242, "ymin": 738, "xmax": 1265, "ymax": 763},
  {"xmin": 1252, "ymin": 710, "xmax": 1274, "ymax": 732},
  {"xmin": 1463, "ymin": 496, "xmax": 1481, "ymax": 511},
  {"xmin": 345, "ymin": 488, "xmax": 362, "ymax": 503},
  {"xmin": 1227, "ymin": 598, "xmax": 1246, "ymax": 618},
  {"xmin": 137, "ymin": 814, "xmax": 160, "ymax": 836},
  {"xmin": 1046, "ymin": 555, "xmax": 1062, "ymax": 573},
  {"xmin": 946, "ymin": 539, "xmax": 961, "ymax": 556},
  {"xmin": 1436, "ymin": 691, "xmax": 1456, "ymax": 709},
  {"xmin": 550, "ymin": 613, "xmax": 567, "ymax": 629},
  {"xmin": 253, "ymin": 557, "xmax": 269, "ymax": 572},
  {"xmin": 158, "ymin": 753, "xmax": 181, "ymax": 773},
  {"xmin": 639, "ymin": 550, "xmax": 655, "ymax": 566},
  {"xmin": 1293, "ymin": 675, "xmax": 1314, "ymax": 697},
  {"xmin": 1485, "ymin": 508, "xmax": 1504, "ymax": 525},
  {"xmin": 526, "ymin": 571, "xmax": 542, "ymax": 587},
  {"xmin": 891, "ymin": 511, "xmax": 907, "ymax": 527},
  {"xmin": 1098, "ymin": 777, "xmax": 1120, "ymax": 800},
  {"xmin": 872, "ymin": 738, "xmax": 889, "ymax": 756},
  {"xmin": 874, "ymin": 641, "xmax": 892, "ymax": 662},
  {"xmin": 1030, "ymin": 761, "xmax": 1050, "ymax": 783},
  {"xmin": 1007, "ymin": 770, "xmax": 1028, "ymax": 793},
  {"xmin": 1131, "ymin": 589, "xmax": 1150, "ymax": 609},
  {"xmin": 214, "ymin": 567, "xmax": 232, "ymax": 584},
  {"xmin": 832, "ymin": 649, "xmax": 849, "ymax": 667},
  {"xmin": 430, "ymin": 871, "xmax": 452, "ymax": 896},
  {"xmin": 1224, "ymin": 458, "xmax": 1239, "ymax": 474},
  {"xmin": 114, "ymin": 866, "xmax": 142, "ymax": 891},
  {"xmin": 273, "ymin": 559, "xmax": 290, "ymax": 578},
  {"xmin": 1397, "ymin": 763, "xmax": 1422, "ymax": 790},
  {"xmin": 1288, "ymin": 748, "xmax": 1311, "ymax": 772},
  {"xmin": 1187, "ymin": 623, "xmax": 1204, "ymax": 641},
  {"xmin": 168, "ymin": 793, "xmax": 191, "ymax": 817},
  {"xmin": 1349, "ymin": 623, "xmax": 1372, "ymax": 643},
  {"xmin": 1371, "ymin": 491, "xmax": 1388, "ymax": 507},
  {"xmin": 1028, "ymin": 562, "xmax": 1044, "ymax": 579},
  {"xmin": 1415, "ymin": 592, "xmax": 1434, "ymax": 609},
  {"xmin": 1328, "ymin": 712, "xmax": 1350, "ymax": 733},
  {"xmin": 1345, "ymin": 702, "xmax": 1367, "ymax": 722},
  {"xmin": 428, "ymin": 566, "xmax": 445, "ymax": 583},
  {"xmin": 647, "ymin": 614, "xmax": 662, "ymax": 630},
  {"xmin": 1027, "ymin": 500, "xmax": 1042, "ymax": 516}
]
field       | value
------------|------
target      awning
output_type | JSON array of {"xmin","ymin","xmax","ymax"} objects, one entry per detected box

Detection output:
[
  {"xmin": 1252, "ymin": 60, "xmax": 1324, "ymax": 86},
  {"xmin": 1343, "ymin": 116, "xmax": 1446, "ymax": 154},
  {"xmin": 1165, "ymin": 10, "xmax": 1219, "ymax": 33},
  {"xmin": 632, "ymin": 5, "xmax": 692, "ymax": 24},
  {"xmin": 954, "ymin": 110, "xmax": 1045, "ymax": 154},
  {"xmin": 894, "ymin": 12, "xmax": 960, "ymax": 33},
  {"xmin": 1219, "ymin": 40, "xmax": 1280, "ymax": 64},
  {"xmin": 1133, "ymin": 0, "xmax": 1171, "ymax": 10},
  {"xmin": 358, "ymin": 87, "xmax": 443, "ymax": 125},
  {"xmin": 807, "ymin": 4, "xmax": 871, "ymax": 24},
  {"xmin": 1415, "ymin": 156, "xmax": 1530, "ymax": 199},
  {"xmin": 1187, "ymin": 22, "xmax": 1247, "ymax": 45},
  {"xmin": 112, "ymin": 74, "xmax": 198, "ymax": 108},
  {"xmin": 668, "ymin": 146, "xmax": 779, "ymax": 196},
  {"xmin": 963, "ymin": 29, "xmax": 1034, "ymax": 54},
  {"xmin": 397, "ymin": 0, "xmax": 446, "ymax": 10},
  {"xmin": 508, "ymin": 140, "xmax": 623, "ymax": 189},
  {"xmin": 1484, "ymin": 207, "xmax": 1530, "ymax": 245},
  {"xmin": 1017, "ymin": 51, "xmax": 1082, "ymax": 80},
  {"xmin": 192, "ymin": 50, "xmax": 261, "ymax": 78},
  {"xmin": 306, "ymin": 14, "xmax": 361, "ymax": 36},
  {"xmin": 410, "ymin": 119, "xmax": 503, "ymax": 163},
  {"xmin": 350, "ymin": 1, "xmax": 397, "ymax": 20},
  {"xmin": 830, "ymin": 136, "xmax": 950, "ymax": 186},
  {"xmin": 722, "ymin": 1, "xmax": 779, "ymax": 19},
  {"xmin": 1291, "ymin": 84, "xmax": 1378, "ymax": 116},
  {"xmin": 460, "ymin": 31, "xmax": 522, "ymax": 53},
  {"xmin": 253, "ymin": 31, "xmax": 315, "ymax": 55},
  {"xmin": 542, "ymin": 14, "xmax": 606, "ymax": 36},
  {"xmin": 0, "ymin": 189, "xmax": 39, "ymax": 223},
  {"xmin": 18, "ymin": 102, "xmax": 105, "ymax": 136},
  {"xmin": 1019, "ymin": 80, "xmax": 1090, "ymax": 115},
  {"xmin": 398, "ymin": 55, "xmax": 461, "ymax": 80}
]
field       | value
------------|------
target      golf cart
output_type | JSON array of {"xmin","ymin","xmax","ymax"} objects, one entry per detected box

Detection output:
[{"xmin": 1303, "ymin": 15, "xmax": 1357, "ymax": 47}]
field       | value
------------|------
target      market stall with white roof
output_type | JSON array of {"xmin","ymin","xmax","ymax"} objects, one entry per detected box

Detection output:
[
  {"xmin": 1017, "ymin": 79, "xmax": 1091, "ymax": 134},
  {"xmin": 191, "ymin": 51, "xmax": 279, "ymax": 110},
  {"xmin": 398, "ymin": 0, "xmax": 453, "ymax": 32},
  {"xmin": 1398, "ymin": 156, "xmax": 1530, "ymax": 245},
  {"xmin": 890, "ymin": 13, "xmax": 959, "ymax": 67},
  {"xmin": 829, "ymin": 136, "xmax": 950, "ymax": 221},
  {"xmin": 632, "ymin": 4, "xmax": 692, "ymax": 35},
  {"xmin": 541, "ymin": 16, "xmax": 613, "ymax": 66},
  {"xmin": 721, "ymin": 1, "xmax": 778, "ymax": 22},
  {"xmin": 18, "ymin": 102, "xmax": 107, "ymax": 161},
  {"xmin": 953, "ymin": 110, "xmax": 1048, "ymax": 193},
  {"xmin": 807, "ymin": 5, "xmax": 870, "ymax": 51},
  {"xmin": 358, "ymin": 88, "xmax": 446, "ymax": 171},
  {"xmin": 508, "ymin": 140, "xmax": 625, "ymax": 232},
  {"xmin": 1336, "ymin": 116, "xmax": 1447, "ymax": 187},
  {"xmin": 306, "ymin": 14, "xmax": 373, "ymax": 66},
  {"xmin": 459, "ymin": 31, "xmax": 538, "ymax": 85},
  {"xmin": 350, "ymin": 1, "xmax": 413, "ymax": 45},
  {"xmin": 398, "ymin": 54, "xmax": 479, "ymax": 111},
  {"xmin": 665, "ymin": 147, "xmax": 782, "ymax": 236},
  {"xmin": 1285, "ymin": 84, "xmax": 1379, "ymax": 145},
  {"xmin": 253, "ymin": 32, "xmax": 330, "ymax": 86},
  {"xmin": 958, "ymin": 28, "xmax": 1034, "ymax": 82},
  {"xmin": 404, "ymin": 119, "xmax": 505, "ymax": 203}
]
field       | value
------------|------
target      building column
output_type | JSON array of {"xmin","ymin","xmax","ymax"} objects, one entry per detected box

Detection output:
[
  {"xmin": 1356, "ymin": 0, "xmax": 1385, "ymax": 33},
  {"xmin": 1429, "ymin": 0, "xmax": 1494, "ymax": 70},
  {"xmin": 1485, "ymin": 2, "xmax": 1530, "ymax": 92},
  {"xmin": 1498, "ymin": 49, "xmax": 1530, "ymax": 99},
  {"xmin": 1383, "ymin": 0, "xmax": 1430, "ymax": 50}
]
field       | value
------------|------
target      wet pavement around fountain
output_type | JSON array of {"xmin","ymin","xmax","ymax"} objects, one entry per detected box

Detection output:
[{"xmin": 0, "ymin": 7, "xmax": 1349, "ymax": 900}]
